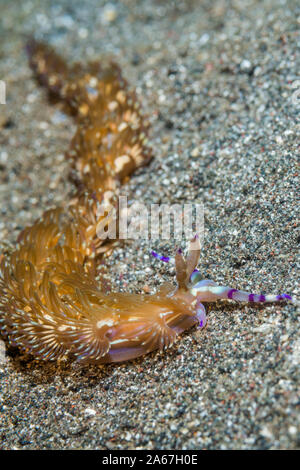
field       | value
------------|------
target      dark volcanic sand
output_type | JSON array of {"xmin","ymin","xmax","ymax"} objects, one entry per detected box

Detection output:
[{"xmin": 0, "ymin": 0, "xmax": 299, "ymax": 450}]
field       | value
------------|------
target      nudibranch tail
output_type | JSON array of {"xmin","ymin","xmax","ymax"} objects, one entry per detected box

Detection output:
[{"xmin": 26, "ymin": 38, "xmax": 71, "ymax": 99}]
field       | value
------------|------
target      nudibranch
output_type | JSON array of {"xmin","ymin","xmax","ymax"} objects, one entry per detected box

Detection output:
[{"xmin": 0, "ymin": 40, "xmax": 293, "ymax": 364}]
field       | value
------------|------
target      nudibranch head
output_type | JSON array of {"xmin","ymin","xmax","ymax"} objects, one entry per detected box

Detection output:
[{"xmin": 152, "ymin": 235, "xmax": 293, "ymax": 336}]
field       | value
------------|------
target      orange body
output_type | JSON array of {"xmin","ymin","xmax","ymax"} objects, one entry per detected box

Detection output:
[{"xmin": 0, "ymin": 40, "xmax": 199, "ymax": 363}]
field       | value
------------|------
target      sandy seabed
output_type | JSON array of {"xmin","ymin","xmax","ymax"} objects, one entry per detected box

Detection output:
[{"xmin": 0, "ymin": 0, "xmax": 299, "ymax": 450}]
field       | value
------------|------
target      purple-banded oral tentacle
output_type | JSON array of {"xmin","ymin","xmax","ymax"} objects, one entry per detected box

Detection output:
[
  {"xmin": 150, "ymin": 250, "xmax": 171, "ymax": 263},
  {"xmin": 190, "ymin": 279, "xmax": 293, "ymax": 304}
]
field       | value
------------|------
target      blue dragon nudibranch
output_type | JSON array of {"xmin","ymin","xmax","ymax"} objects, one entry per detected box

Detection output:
[{"xmin": 0, "ymin": 40, "xmax": 293, "ymax": 365}]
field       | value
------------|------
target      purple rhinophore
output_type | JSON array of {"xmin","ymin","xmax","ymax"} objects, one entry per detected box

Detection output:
[{"xmin": 248, "ymin": 293, "xmax": 255, "ymax": 302}]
